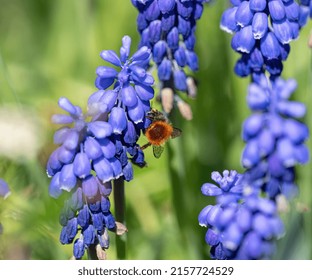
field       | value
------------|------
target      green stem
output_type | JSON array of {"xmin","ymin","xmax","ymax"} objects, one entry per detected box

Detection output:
[
  {"xmin": 87, "ymin": 244, "xmax": 98, "ymax": 260},
  {"xmin": 113, "ymin": 177, "xmax": 126, "ymax": 260},
  {"xmin": 0, "ymin": 49, "xmax": 20, "ymax": 104},
  {"xmin": 165, "ymin": 93, "xmax": 202, "ymax": 259}
]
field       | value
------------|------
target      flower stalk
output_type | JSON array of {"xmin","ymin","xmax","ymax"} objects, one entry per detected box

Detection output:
[{"xmin": 113, "ymin": 177, "xmax": 126, "ymax": 260}]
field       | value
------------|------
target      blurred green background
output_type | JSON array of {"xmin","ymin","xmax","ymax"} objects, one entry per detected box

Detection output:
[{"xmin": 0, "ymin": 0, "xmax": 311, "ymax": 260}]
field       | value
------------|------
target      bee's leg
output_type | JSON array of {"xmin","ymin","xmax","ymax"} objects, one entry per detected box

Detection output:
[{"xmin": 140, "ymin": 142, "xmax": 151, "ymax": 150}]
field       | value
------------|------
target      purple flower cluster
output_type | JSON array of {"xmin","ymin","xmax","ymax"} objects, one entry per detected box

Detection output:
[
  {"xmin": 59, "ymin": 183, "xmax": 114, "ymax": 259},
  {"xmin": 47, "ymin": 98, "xmax": 119, "ymax": 259},
  {"xmin": 221, "ymin": 0, "xmax": 305, "ymax": 77},
  {"xmin": 92, "ymin": 35, "xmax": 154, "ymax": 169},
  {"xmin": 198, "ymin": 170, "xmax": 284, "ymax": 260},
  {"xmin": 131, "ymin": 0, "xmax": 208, "ymax": 95},
  {"xmin": 46, "ymin": 36, "xmax": 154, "ymax": 259},
  {"xmin": 94, "ymin": 35, "xmax": 154, "ymax": 128},
  {"xmin": 199, "ymin": 1, "xmax": 310, "ymax": 260},
  {"xmin": 0, "ymin": 179, "xmax": 10, "ymax": 199},
  {"xmin": 299, "ymin": 0, "xmax": 312, "ymax": 20},
  {"xmin": 242, "ymin": 74, "xmax": 309, "ymax": 198},
  {"xmin": 199, "ymin": 75, "xmax": 309, "ymax": 260}
]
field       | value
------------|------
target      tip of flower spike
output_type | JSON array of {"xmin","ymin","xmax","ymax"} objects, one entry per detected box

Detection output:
[
  {"xmin": 58, "ymin": 97, "xmax": 77, "ymax": 115},
  {"xmin": 201, "ymin": 183, "xmax": 223, "ymax": 197},
  {"xmin": 96, "ymin": 66, "xmax": 118, "ymax": 79},
  {"xmin": 122, "ymin": 35, "xmax": 131, "ymax": 46},
  {"xmin": 51, "ymin": 114, "xmax": 74, "ymax": 124},
  {"xmin": 100, "ymin": 50, "xmax": 121, "ymax": 67},
  {"xmin": 120, "ymin": 35, "xmax": 132, "ymax": 63}
]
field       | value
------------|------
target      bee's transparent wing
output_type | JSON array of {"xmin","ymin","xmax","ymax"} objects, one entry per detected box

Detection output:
[
  {"xmin": 171, "ymin": 127, "xmax": 182, "ymax": 139},
  {"xmin": 153, "ymin": 145, "xmax": 164, "ymax": 158}
]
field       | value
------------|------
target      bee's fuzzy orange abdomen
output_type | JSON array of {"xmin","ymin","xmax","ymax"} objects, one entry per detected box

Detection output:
[{"xmin": 145, "ymin": 121, "xmax": 173, "ymax": 146}]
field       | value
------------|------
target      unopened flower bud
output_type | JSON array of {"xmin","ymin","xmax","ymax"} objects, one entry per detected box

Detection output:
[
  {"xmin": 186, "ymin": 77, "xmax": 197, "ymax": 99},
  {"xmin": 96, "ymin": 244, "xmax": 107, "ymax": 260},
  {"xmin": 115, "ymin": 221, "xmax": 128, "ymax": 236},
  {"xmin": 161, "ymin": 87, "xmax": 174, "ymax": 114},
  {"xmin": 177, "ymin": 99, "xmax": 193, "ymax": 121}
]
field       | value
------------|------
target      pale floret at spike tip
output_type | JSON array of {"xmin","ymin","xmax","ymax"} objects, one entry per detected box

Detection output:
[{"xmin": 46, "ymin": 36, "xmax": 154, "ymax": 259}]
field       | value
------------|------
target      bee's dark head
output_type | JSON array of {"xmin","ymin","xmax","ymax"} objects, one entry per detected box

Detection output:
[{"xmin": 146, "ymin": 109, "xmax": 167, "ymax": 122}]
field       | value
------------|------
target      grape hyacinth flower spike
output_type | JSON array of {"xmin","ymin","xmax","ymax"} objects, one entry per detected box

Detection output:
[
  {"xmin": 220, "ymin": 0, "xmax": 304, "ymax": 77},
  {"xmin": 92, "ymin": 35, "xmax": 155, "ymax": 172},
  {"xmin": 132, "ymin": 0, "xmax": 210, "ymax": 119},
  {"xmin": 198, "ymin": 75, "xmax": 309, "ymax": 260},
  {"xmin": 46, "ymin": 36, "xmax": 154, "ymax": 259},
  {"xmin": 242, "ymin": 74, "xmax": 309, "ymax": 199},
  {"xmin": 47, "ymin": 98, "xmax": 119, "ymax": 259},
  {"xmin": 199, "ymin": 170, "xmax": 284, "ymax": 260}
]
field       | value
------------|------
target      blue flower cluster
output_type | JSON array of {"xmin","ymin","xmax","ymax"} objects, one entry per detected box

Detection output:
[
  {"xmin": 59, "ymin": 183, "xmax": 114, "ymax": 259},
  {"xmin": 242, "ymin": 74, "xmax": 309, "ymax": 199},
  {"xmin": 299, "ymin": 0, "xmax": 312, "ymax": 19},
  {"xmin": 0, "ymin": 179, "xmax": 10, "ymax": 199},
  {"xmin": 221, "ymin": 0, "xmax": 306, "ymax": 76},
  {"xmin": 46, "ymin": 36, "xmax": 154, "ymax": 259},
  {"xmin": 201, "ymin": 117, "xmax": 309, "ymax": 259},
  {"xmin": 199, "ymin": 1, "xmax": 310, "ymax": 260},
  {"xmin": 92, "ymin": 35, "xmax": 154, "ymax": 169},
  {"xmin": 47, "ymin": 98, "xmax": 119, "ymax": 259},
  {"xmin": 199, "ymin": 170, "xmax": 284, "ymax": 260},
  {"xmin": 131, "ymin": 0, "xmax": 208, "ymax": 96}
]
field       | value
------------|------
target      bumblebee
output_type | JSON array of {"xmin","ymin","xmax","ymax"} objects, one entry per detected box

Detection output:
[{"xmin": 141, "ymin": 109, "xmax": 182, "ymax": 158}]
